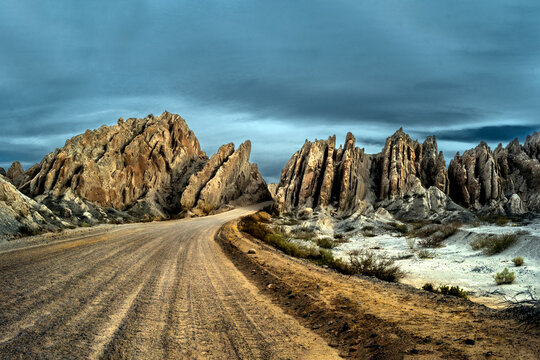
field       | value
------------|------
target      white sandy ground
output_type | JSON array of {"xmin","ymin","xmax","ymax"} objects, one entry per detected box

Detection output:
[
  {"xmin": 281, "ymin": 215, "xmax": 540, "ymax": 308},
  {"xmin": 333, "ymin": 220, "xmax": 540, "ymax": 307}
]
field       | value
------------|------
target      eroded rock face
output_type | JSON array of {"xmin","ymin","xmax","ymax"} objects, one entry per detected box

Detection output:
[
  {"xmin": 494, "ymin": 138, "xmax": 540, "ymax": 212},
  {"xmin": 274, "ymin": 133, "xmax": 376, "ymax": 215},
  {"xmin": 25, "ymin": 111, "xmax": 206, "ymax": 213},
  {"xmin": 380, "ymin": 129, "xmax": 449, "ymax": 199},
  {"xmin": 274, "ymin": 129, "xmax": 451, "ymax": 218},
  {"xmin": 0, "ymin": 168, "xmax": 6, "ymax": 176},
  {"xmin": 193, "ymin": 141, "xmax": 271, "ymax": 214},
  {"xmin": 0, "ymin": 176, "xmax": 64, "ymax": 238},
  {"xmin": 6, "ymin": 161, "xmax": 25, "ymax": 187},
  {"xmin": 180, "ymin": 143, "xmax": 235, "ymax": 210},
  {"xmin": 448, "ymin": 142, "xmax": 503, "ymax": 209}
]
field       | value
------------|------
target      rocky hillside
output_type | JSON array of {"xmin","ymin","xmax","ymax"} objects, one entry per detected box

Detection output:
[
  {"xmin": 1, "ymin": 111, "xmax": 270, "ymax": 238},
  {"xmin": 274, "ymin": 129, "xmax": 539, "ymax": 220}
]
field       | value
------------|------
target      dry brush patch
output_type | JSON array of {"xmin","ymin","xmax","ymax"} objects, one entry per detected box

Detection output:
[{"xmin": 217, "ymin": 218, "xmax": 540, "ymax": 359}]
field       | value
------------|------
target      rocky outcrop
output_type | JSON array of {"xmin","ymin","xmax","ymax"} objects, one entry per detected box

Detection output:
[
  {"xmin": 448, "ymin": 142, "xmax": 503, "ymax": 209},
  {"xmin": 23, "ymin": 111, "xmax": 206, "ymax": 215},
  {"xmin": 9, "ymin": 111, "xmax": 269, "ymax": 221},
  {"xmin": 379, "ymin": 129, "xmax": 449, "ymax": 199},
  {"xmin": 267, "ymin": 183, "xmax": 278, "ymax": 200},
  {"xmin": 274, "ymin": 133, "xmax": 376, "ymax": 216},
  {"xmin": 192, "ymin": 141, "xmax": 271, "ymax": 214},
  {"xmin": 180, "ymin": 143, "xmax": 235, "ymax": 210},
  {"xmin": 447, "ymin": 136, "xmax": 540, "ymax": 214},
  {"xmin": 274, "ymin": 129, "xmax": 454, "ymax": 219},
  {"xmin": 0, "ymin": 167, "xmax": 6, "ymax": 176},
  {"xmin": 0, "ymin": 175, "xmax": 64, "ymax": 239},
  {"xmin": 6, "ymin": 161, "xmax": 25, "ymax": 187},
  {"xmin": 494, "ymin": 138, "xmax": 540, "ymax": 212},
  {"xmin": 524, "ymin": 131, "xmax": 540, "ymax": 161}
]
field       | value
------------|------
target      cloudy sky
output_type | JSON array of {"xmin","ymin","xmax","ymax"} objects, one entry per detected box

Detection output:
[{"xmin": 1, "ymin": 1, "xmax": 539, "ymax": 182}]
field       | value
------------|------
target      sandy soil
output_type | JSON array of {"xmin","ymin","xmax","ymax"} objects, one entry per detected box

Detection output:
[
  {"xmin": 331, "ymin": 219, "xmax": 540, "ymax": 307},
  {"xmin": 0, "ymin": 204, "xmax": 339, "ymax": 360},
  {"xmin": 218, "ymin": 218, "xmax": 540, "ymax": 359}
]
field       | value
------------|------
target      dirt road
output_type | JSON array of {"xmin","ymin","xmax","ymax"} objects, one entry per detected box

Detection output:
[{"xmin": 0, "ymin": 205, "xmax": 340, "ymax": 360}]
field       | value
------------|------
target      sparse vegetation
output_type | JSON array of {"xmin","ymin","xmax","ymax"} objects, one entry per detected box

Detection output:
[
  {"xmin": 389, "ymin": 222, "xmax": 408, "ymax": 235},
  {"xmin": 417, "ymin": 249, "xmax": 435, "ymax": 259},
  {"xmin": 422, "ymin": 283, "xmax": 468, "ymax": 299},
  {"xmin": 494, "ymin": 268, "xmax": 515, "ymax": 285},
  {"xmin": 316, "ymin": 237, "xmax": 336, "ymax": 249},
  {"xmin": 513, "ymin": 257, "xmax": 524, "ymax": 266},
  {"xmin": 471, "ymin": 234, "xmax": 518, "ymax": 255},
  {"xmin": 239, "ymin": 213, "xmax": 404, "ymax": 283},
  {"xmin": 348, "ymin": 249, "xmax": 405, "ymax": 282},
  {"xmin": 80, "ymin": 222, "xmax": 91, "ymax": 228},
  {"xmin": 410, "ymin": 223, "xmax": 461, "ymax": 248},
  {"xmin": 406, "ymin": 238, "xmax": 416, "ymax": 250},
  {"xmin": 290, "ymin": 227, "xmax": 317, "ymax": 241}
]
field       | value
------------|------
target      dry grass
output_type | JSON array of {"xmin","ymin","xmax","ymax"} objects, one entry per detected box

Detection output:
[{"xmin": 471, "ymin": 234, "xmax": 518, "ymax": 255}]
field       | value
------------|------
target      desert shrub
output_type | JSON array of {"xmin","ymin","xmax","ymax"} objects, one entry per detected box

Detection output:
[
  {"xmin": 315, "ymin": 249, "xmax": 352, "ymax": 274},
  {"xmin": 363, "ymin": 230, "xmax": 377, "ymax": 237},
  {"xmin": 239, "ymin": 215, "xmax": 273, "ymax": 240},
  {"xmin": 471, "ymin": 234, "xmax": 518, "ymax": 255},
  {"xmin": 417, "ymin": 249, "xmax": 435, "ymax": 259},
  {"xmin": 412, "ymin": 223, "xmax": 461, "ymax": 248},
  {"xmin": 291, "ymin": 227, "xmax": 317, "ymax": 241},
  {"xmin": 264, "ymin": 233, "xmax": 317, "ymax": 259},
  {"xmin": 513, "ymin": 257, "xmax": 524, "ymax": 266},
  {"xmin": 316, "ymin": 237, "xmax": 336, "ymax": 249},
  {"xmin": 389, "ymin": 222, "xmax": 408, "ymax": 235},
  {"xmin": 348, "ymin": 249, "xmax": 405, "ymax": 282},
  {"xmin": 438, "ymin": 285, "xmax": 469, "ymax": 299},
  {"xmin": 422, "ymin": 283, "xmax": 436, "ymax": 292},
  {"xmin": 406, "ymin": 238, "xmax": 416, "ymax": 250},
  {"xmin": 422, "ymin": 283, "xmax": 468, "ymax": 299},
  {"xmin": 495, "ymin": 268, "xmax": 515, "ymax": 285},
  {"xmin": 80, "ymin": 222, "xmax": 91, "ymax": 228},
  {"xmin": 480, "ymin": 215, "xmax": 510, "ymax": 226}
]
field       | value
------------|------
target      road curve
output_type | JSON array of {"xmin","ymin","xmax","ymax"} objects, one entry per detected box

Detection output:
[{"xmin": 0, "ymin": 204, "xmax": 340, "ymax": 360}]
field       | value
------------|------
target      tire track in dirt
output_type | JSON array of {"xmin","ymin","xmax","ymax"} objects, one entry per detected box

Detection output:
[{"xmin": 0, "ymin": 204, "xmax": 341, "ymax": 360}]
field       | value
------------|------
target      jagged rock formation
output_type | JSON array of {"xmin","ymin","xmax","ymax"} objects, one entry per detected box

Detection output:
[
  {"xmin": 0, "ymin": 175, "xmax": 64, "ymax": 238},
  {"xmin": 275, "ymin": 129, "xmax": 456, "ymax": 219},
  {"xmin": 0, "ymin": 110, "xmax": 270, "ymax": 239},
  {"xmin": 448, "ymin": 135, "xmax": 540, "ymax": 214},
  {"xmin": 22, "ymin": 112, "xmax": 205, "ymax": 216},
  {"xmin": 6, "ymin": 161, "xmax": 24, "ymax": 187},
  {"xmin": 274, "ymin": 133, "xmax": 376, "ymax": 216},
  {"xmin": 276, "ymin": 127, "xmax": 539, "ymax": 220},
  {"xmin": 379, "ymin": 129, "xmax": 449, "ymax": 199},
  {"xmin": 180, "ymin": 143, "xmax": 235, "ymax": 210},
  {"xmin": 192, "ymin": 141, "xmax": 270, "ymax": 214},
  {"xmin": 13, "ymin": 111, "xmax": 269, "ymax": 219},
  {"xmin": 448, "ymin": 142, "xmax": 503, "ymax": 210},
  {"xmin": 0, "ymin": 167, "xmax": 6, "ymax": 176}
]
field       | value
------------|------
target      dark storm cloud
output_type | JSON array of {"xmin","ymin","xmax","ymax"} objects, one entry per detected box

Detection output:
[
  {"xmin": 418, "ymin": 125, "xmax": 538, "ymax": 145},
  {"xmin": 1, "ymin": 0, "xmax": 539, "ymax": 182}
]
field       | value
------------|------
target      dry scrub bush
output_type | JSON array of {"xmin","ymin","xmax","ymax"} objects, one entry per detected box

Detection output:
[{"xmin": 471, "ymin": 234, "xmax": 518, "ymax": 255}]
